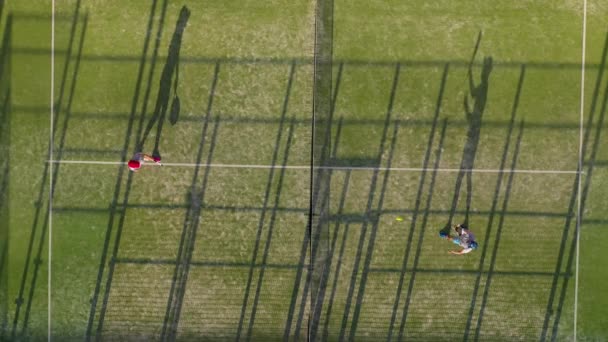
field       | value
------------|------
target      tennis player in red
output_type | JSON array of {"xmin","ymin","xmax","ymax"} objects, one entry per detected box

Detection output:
[{"xmin": 128, "ymin": 152, "xmax": 162, "ymax": 172}]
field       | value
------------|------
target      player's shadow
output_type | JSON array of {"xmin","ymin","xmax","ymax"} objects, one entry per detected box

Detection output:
[
  {"xmin": 448, "ymin": 56, "xmax": 493, "ymax": 226},
  {"xmin": 138, "ymin": 5, "xmax": 190, "ymax": 159}
]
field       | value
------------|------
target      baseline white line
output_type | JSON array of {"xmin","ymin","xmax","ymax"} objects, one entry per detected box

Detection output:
[
  {"xmin": 46, "ymin": 159, "xmax": 583, "ymax": 174},
  {"xmin": 48, "ymin": 0, "xmax": 55, "ymax": 341},
  {"xmin": 575, "ymin": 0, "xmax": 587, "ymax": 341}
]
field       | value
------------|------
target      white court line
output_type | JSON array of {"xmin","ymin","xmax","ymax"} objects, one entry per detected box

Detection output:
[
  {"xmin": 575, "ymin": 0, "xmax": 587, "ymax": 341},
  {"xmin": 47, "ymin": 159, "xmax": 583, "ymax": 174},
  {"xmin": 48, "ymin": 0, "xmax": 55, "ymax": 341}
]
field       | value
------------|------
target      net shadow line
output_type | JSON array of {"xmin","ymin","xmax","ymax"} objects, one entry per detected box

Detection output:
[
  {"xmin": 234, "ymin": 62, "xmax": 295, "ymax": 342},
  {"xmin": 304, "ymin": 0, "xmax": 334, "ymax": 337},
  {"xmin": 546, "ymin": 29, "xmax": 608, "ymax": 341},
  {"xmin": 338, "ymin": 63, "xmax": 400, "ymax": 342},
  {"xmin": 113, "ymin": 257, "xmax": 307, "ymax": 269},
  {"xmin": 12, "ymin": 46, "xmax": 606, "ymax": 70},
  {"xmin": 17, "ymin": 105, "xmax": 598, "ymax": 131},
  {"xmin": 462, "ymin": 64, "xmax": 525, "ymax": 341},
  {"xmin": 386, "ymin": 61, "xmax": 447, "ymax": 342},
  {"xmin": 50, "ymin": 204, "xmax": 571, "ymax": 222},
  {"xmin": 9, "ymin": 2, "xmax": 85, "ymax": 336},
  {"xmin": 107, "ymin": 257, "xmax": 572, "ymax": 278},
  {"xmin": 159, "ymin": 61, "xmax": 220, "ymax": 342},
  {"xmin": 89, "ymin": 0, "xmax": 168, "ymax": 339},
  {"xmin": 396, "ymin": 119, "xmax": 448, "ymax": 342},
  {"xmin": 292, "ymin": 64, "xmax": 344, "ymax": 341},
  {"xmin": 164, "ymin": 116, "xmax": 221, "ymax": 342},
  {"xmin": 473, "ymin": 120, "xmax": 525, "ymax": 341},
  {"xmin": 371, "ymin": 267, "xmax": 570, "ymax": 277},
  {"xmin": 245, "ymin": 118, "xmax": 298, "ymax": 342}
]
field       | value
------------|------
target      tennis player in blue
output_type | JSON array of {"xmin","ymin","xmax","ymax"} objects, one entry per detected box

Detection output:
[{"xmin": 440, "ymin": 223, "xmax": 478, "ymax": 255}]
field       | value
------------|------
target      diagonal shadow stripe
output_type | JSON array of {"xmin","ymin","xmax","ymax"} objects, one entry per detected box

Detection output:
[
  {"xmin": 462, "ymin": 64, "xmax": 525, "ymax": 341},
  {"xmin": 292, "ymin": 74, "xmax": 344, "ymax": 342},
  {"xmin": 386, "ymin": 62, "xmax": 447, "ymax": 342},
  {"xmin": 338, "ymin": 63, "xmax": 400, "ymax": 342},
  {"xmin": 159, "ymin": 61, "xmax": 220, "ymax": 342},
  {"xmin": 235, "ymin": 62, "xmax": 296, "ymax": 342},
  {"xmin": 165, "ymin": 115, "xmax": 221, "ymax": 341},
  {"xmin": 245, "ymin": 117, "xmax": 298, "ymax": 342},
  {"xmin": 544, "ymin": 29, "xmax": 608, "ymax": 342},
  {"xmin": 10, "ymin": 2, "xmax": 85, "ymax": 337},
  {"xmin": 473, "ymin": 120, "xmax": 525, "ymax": 341},
  {"xmin": 396, "ymin": 119, "xmax": 448, "ymax": 342},
  {"xmin": 349, "ymin": 119, "xmax": 400, "ymax": 341},
  {"xmin": 88, "ymin": 0, "xmax": 168, "ymax": 339}
]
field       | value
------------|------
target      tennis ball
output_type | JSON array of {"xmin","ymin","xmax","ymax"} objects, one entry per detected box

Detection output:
[{"xmin": 395, "ymin": 216, "xmax": 404, "ymax": 222}]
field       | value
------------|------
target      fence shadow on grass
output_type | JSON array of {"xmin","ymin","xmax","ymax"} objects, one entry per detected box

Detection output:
[
  {"xmin": 0, "ymin": 16, "xmax": 10, "ymax": 339},
  {"xmin": 336, "ymin": 63, "xmax": 400, "ymax": 342},
  {"xmin": 7, "ymin": 4, "xmax": 604, "ymax": 342},
  {"xmin": 160, "ymin": 60, "xmax": 220, "ymax": 341},
  {"xmin": 386, "ymin": 62, "xmax": 448, "ymax": 342},
  {"xmin": 9, "ymin": 2, "xmax": 88, "ymax": 338},
  {"xmin": 234, "ymin": 61, "xmax": 296, "ymax": 342},
  {"xmin": 461, "ymin": 64, "xmax": 525, "ymax": 341},
  {"xmin": 543, "ymin": 29, "xmax": 608, "ymax": 342},
  {"xmin": 86, "ymin": 0, "xmax": 167, "ymax": 339}
]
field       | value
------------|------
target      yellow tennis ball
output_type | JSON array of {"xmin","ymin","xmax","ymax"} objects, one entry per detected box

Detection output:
[{"xmin": 395, "ymin": 216, "xmax": 404, "ymax": 222}]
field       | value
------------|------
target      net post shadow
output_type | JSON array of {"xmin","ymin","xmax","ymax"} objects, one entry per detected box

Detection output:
[
  {"xmin": 337, "ymin": 62, "xmax": 399, "ymax": 342},
  {"xmin": 447, "ymin": 56, "xmax": 493, "ymax": 227},
  {"xmin": 462, "ymin": 64, "xmax": 525, "ymax": 341},
  {"xmin": 234, "ymin": 61, "xmax": 296, "ymax": 342},
  {"xmin": 138, "ymin": 5, "xmax": 190, "ymax": 159},
  {"xmin": 386, "ymin": 62, "xmax": 448, "ymax": 342},
  {"xmin": 544, "ymin": 29, "xmax": 608, "ymax": 341},
  {"xmin": 396, "ymin": 119, "xmax": 448, "ymax": 342},
  {"xmin": 86, "ymin": 0, "xmax": 167, "ymax": 339},
  {"xmin": 473, "ymin": 120, "xmax": 525, "ymax": 341}
]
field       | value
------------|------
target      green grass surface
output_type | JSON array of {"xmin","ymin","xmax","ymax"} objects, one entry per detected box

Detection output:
[{"xmin": 1, "ymin": 0, "xmax": 607, "ymax": 341}]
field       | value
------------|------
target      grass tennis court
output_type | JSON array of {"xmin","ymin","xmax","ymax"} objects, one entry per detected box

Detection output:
[{"xmin": 1, "ymin": 0, "xmax": 607, "ymax": 341}]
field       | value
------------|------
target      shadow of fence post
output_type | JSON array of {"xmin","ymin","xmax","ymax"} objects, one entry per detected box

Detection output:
[
  {"xmin": 86, "ymin": 0, "xmax": 167, "ymax": 339},
  {"xmin": 0, "ymin": 12, "xmax": 11, "ymax": 340},
  {"xmin": 473, "ymin": 120, "xmax": 525, "ymax": 341},
  {"xmin": 462, "ymin": 64, "xmax": 525, "ymax": 341}
]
